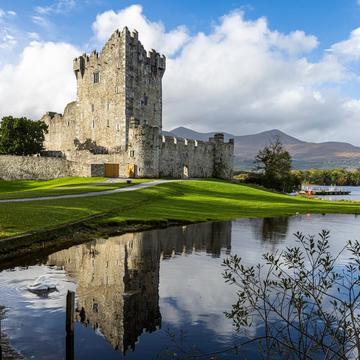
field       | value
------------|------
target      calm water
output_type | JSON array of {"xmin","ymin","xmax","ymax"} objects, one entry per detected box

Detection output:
[{"xmin": 1, "ymin": 214, "xmax": 360, "ymax": 359}]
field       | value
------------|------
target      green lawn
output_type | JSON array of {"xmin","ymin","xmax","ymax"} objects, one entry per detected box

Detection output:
[
  {"xmin": 0, "ymin": 179, "xmax": 360, "ymax": 239},
  {"xmin": 0, "ymin": 177, "xmax": 144, "ymax": 199}
]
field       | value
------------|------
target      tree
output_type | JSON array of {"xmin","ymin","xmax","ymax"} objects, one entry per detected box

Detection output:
[
  {"xmin": 223, "ymin": 231, "xmax": 360, "ymax": 359},
  {"xmin": 0, "ymin": 116, "xmax": 48, "ymax": 155},
  {"xmin": 255, "ymin": 136, "xmax": 296, "ymax": 192}
]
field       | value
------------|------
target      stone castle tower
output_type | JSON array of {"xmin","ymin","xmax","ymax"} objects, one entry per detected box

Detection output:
[{"xmin": 42, "ymin": 27, "xmax": 234, "ymax": 179}]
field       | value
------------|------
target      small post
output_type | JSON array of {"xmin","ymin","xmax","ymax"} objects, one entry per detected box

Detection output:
[
  {"xmin": 66, "ymin": 290, "xmax": 75, "ymax": 334},
  {"xmin": 66, "ymin": 290, "xmax": 75, "ymax": 360},
  {"xmin": 0, "ymin": 316, "xmax": 2, "ymax": 360}
]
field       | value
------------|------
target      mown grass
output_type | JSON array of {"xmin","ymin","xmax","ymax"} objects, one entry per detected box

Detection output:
[
  {"xmin": 0, "ymin": 177, "xmax": 145, "ymax": 199},
  {"xmin": 0, "ymin": 179, "xmax": 360, "ymax": 239}
]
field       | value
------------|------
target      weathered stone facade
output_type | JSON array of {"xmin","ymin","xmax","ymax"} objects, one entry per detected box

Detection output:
[
  {"xmin": 42, "ymin": 27, "xmax": 234, "ymax": 179},
  {"xmin": 47, "ymin": 221, "xmax": 231, "ymax": 353}
]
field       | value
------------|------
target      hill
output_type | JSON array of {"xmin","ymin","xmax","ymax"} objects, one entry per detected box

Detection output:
[{"xmin": 165, "ymin": 127, "xmax": 360, "ymax": 170}]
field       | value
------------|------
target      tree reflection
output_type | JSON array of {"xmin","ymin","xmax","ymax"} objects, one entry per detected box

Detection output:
[{"xmin": 250, "ymin": 217, "xmax": 289, "ymax": 245}]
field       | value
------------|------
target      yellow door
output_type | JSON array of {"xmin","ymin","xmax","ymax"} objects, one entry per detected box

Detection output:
[{"xmin": 127, "ymin": 164, "xmax": 137, "ymax": 178}]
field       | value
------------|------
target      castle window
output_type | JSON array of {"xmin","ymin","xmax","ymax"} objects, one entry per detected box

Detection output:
[
  {"xmin": 92, "ymin": 119, "xmax": 95, "ymax": 128},
  {"xmin": 116, "ymin": 123, "xmax": 120, "ymax": 131},
  {"xmin": 106, "ymin": 118, "xmax": 110, "ymax": 127},
  {"xmin": 130, "ymin": 150, "xmax": 135, "ymax": 157},
  {"xmin": 115, "ymin": 86, "xmax": 120, "ymax": 94},
  {"xmin": 144, "ymin": 94, "xmax": 148, "ymax": 106},
  {"xmin": 93, "ymin": 72, "xmax": 100, "ymax": 84},
  {"xmin": 91, "ymin": 104, "xmax": 95, "ymax": 112},
  {"xmin": 107, "ymin": 102, "xmax": 110, "ymax": 111}
]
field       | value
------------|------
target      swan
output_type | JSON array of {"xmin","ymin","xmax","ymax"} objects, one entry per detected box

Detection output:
[{"xmin": 27, "ymin": 275, "xmax": 57, "ymax": 293}]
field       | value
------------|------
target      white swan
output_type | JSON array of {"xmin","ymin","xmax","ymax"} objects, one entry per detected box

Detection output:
[{"xmin": 27, "ymin": 275, "xmax": 57, "ymax": 292}]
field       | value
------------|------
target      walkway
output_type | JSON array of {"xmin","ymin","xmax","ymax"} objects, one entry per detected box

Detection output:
[{"xmin": 0, "ymin": 179, "xmax": 173, "ymax": 203}]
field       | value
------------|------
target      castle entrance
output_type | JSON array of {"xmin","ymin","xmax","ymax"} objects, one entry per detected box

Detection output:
[
  {"xmin": 104, "ymin": 164, "xmax": 119, "ymax": 178},
  {"xmin": 126, "ymin": 164, "xmax": 137, "ymax": 178},
  {"xmin": 183, "ymin": 165, "xmax": 189, "ymax": 178}
]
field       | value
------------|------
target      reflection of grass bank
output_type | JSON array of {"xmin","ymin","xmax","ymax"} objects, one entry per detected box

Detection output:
[
  {"xmin": 1, "ymin": 180, "xmax": 360, "ymax": 260},
  {"xmin": 0, "ymin": 306, "xmax": 23, "ymax": 360},
  {"xmin": 0, "ymin": 177, "xmax": 145, "ymax": 199}
]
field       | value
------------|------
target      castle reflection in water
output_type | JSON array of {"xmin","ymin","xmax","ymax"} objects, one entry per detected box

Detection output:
[{"xmin": 46, "ymin": 222, "xmax": 232, "ymax": 354}]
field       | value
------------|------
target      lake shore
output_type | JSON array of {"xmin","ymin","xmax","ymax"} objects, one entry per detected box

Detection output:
[{"xmin": 1, "ymin": 179, "xmax": 360, "ymax": 264}]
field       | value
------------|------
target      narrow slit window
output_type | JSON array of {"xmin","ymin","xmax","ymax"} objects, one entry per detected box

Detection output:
[{"xmin": 93, "ymin": 72, "xmax": 100, "ymax": 84}]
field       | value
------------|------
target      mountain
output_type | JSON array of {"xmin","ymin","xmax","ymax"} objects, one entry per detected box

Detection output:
[{"xmin": 165, "ymin": 127, "xmax": 360, "ymax": 170}]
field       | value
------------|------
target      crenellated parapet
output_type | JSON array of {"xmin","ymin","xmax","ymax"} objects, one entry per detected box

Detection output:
[{"xmin": 42, "ymin": 27, "xmax": 234, "ymax": 180}]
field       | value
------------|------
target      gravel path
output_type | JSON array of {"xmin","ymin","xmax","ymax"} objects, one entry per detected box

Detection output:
[{"xmin": 0, "ymin": 179, "xmax": 173, "ymax": 203}]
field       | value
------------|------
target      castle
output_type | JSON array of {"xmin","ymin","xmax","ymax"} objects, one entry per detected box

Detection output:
[{"xmin": 41, "ymin": 27, "xmax": 234, "ymax": 179}]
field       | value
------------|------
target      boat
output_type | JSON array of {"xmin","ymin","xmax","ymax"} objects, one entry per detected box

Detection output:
[{"xmin": 27, "ymin": 275, "xmax": 57, "ymax": 293}]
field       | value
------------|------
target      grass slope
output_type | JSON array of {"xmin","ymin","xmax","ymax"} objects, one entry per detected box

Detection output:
[
  {"xmin": 0, "ymin": 177, "xmax": 143, "ymax": 199},
  {"xmin": 0, "ymin": 180, "xmax": 360, "ymax": 239}
]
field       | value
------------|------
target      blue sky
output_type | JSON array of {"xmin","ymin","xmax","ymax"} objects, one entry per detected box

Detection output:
[{"xmin": 1, "ymin": 0, "xmax": 360, "ymax": 144}]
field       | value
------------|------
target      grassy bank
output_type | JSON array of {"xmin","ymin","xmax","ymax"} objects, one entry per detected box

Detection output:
[
  {"xmin": 1, "ymin": 179, "xmax": 360, "ymax": 263},
  {"xmin": 0, "ymin": 177, "xmax": 144, "ymax": 199},
  {"xmin": 1, "ymin": 180, "xmax": 360, "ymax": 239}
]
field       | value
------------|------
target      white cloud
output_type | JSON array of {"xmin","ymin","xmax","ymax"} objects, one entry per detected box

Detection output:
[
  {"xmin": 7, "ymin": 11, "xmax": 16, "ymax": 17},
  {"xmin": 92, "ymin": 5, "xmax": 189, "ymax": 56},
  {"xmin": 35, "ymin": 0, "xmax": 76, "ymax": 15},
  {"xmin": 0, "ymin": 28, "xmax": 16, "ymax": 49},
  {"xmin": 31, "ymin": 16, "xmax": 50, "ymax": 28},
  {"xmin": 0, "ymin": 9, "xmax": 5, "ymax": 18},
  {"xmin": 1, "ymin": 5, "xmax": 360, "ymax": 144},
  {"xmin": 329, "ymin": 27, "xmax": 360, "ymax": 61},
  {"xmin": 0, "ymin": 41, "xmax": 78, "ymax": 120}
]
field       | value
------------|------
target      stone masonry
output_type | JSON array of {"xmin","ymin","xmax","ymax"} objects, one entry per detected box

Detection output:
[{"xmin": 41, "ymin": 27, "xmax": 234, "ymax": 179}]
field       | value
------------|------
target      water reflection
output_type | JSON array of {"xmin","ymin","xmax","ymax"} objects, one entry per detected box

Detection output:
[
  {"xmin": 1, "ymin": 215, "xmax": 360, "ymax": 359},
  {"xmin": 45, "ymin": 221, "xmax": 232, "ymax": 354},
  {"xmin": 249, "ymin": 217, "xmax": 289, "ymax": 245}
]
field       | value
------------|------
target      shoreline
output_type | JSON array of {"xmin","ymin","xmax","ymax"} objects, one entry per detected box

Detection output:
[{"xmin": 0, "ymin": 217, "xmax": 197, "ymax": 270}]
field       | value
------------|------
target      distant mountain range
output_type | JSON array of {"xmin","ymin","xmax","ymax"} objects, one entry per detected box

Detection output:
[{"xmin": 164, "ymin": 127, "xmax": 360, "ymax": 170}]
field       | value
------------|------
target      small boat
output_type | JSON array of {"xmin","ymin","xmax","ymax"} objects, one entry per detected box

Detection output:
[{"xmin": 27, "ymin": 275, "xmax": 57, "ymax": 293}]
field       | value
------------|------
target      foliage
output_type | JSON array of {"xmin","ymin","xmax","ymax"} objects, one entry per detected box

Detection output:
[
  {"xmin": 254, "ymin": 137, "xmax": 299, "ymax": 192},
  {"xmin": 1, "ymin": 180, "xmax": 360, "ymax": 239},
  {"xmin": 223, "ymin": 231, "xmax": 360, "ymax": 359},
  {"xmin": 292, "ymin": 168, "xmax": 360, "ymax": 186},
  {"xmin": 0, "ymin": 116, "xmax": 48, "ymax": 155}
]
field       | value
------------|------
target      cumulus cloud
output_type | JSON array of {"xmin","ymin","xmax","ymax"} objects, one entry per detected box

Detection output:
[
  {"xmin": 0, "ymin": 41, "xmax": 78, "ymax": 119},
  {"xmin": 330, "ymin": 27, "xmax": 360, "ymax": 61},
  {"xmin": 92, "ymin": 5, "xmax": 189, "ymax": 56},
  {"xmin": 1, "ymin": 5, "xmax": 360, "ymax": 144}
]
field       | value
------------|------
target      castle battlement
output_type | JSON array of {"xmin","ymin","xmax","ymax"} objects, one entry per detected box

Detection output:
[{"xmin": 42, "ymin": 28, "xmax": 234, "ymax": 180}]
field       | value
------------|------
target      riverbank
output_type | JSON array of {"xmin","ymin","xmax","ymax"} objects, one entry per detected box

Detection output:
[{"xmin": 1, "ymin": 179, "xmax": 360, "ymax": 264}]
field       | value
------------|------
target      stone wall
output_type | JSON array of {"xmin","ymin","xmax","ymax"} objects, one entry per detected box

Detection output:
[
  {"xmin": 40, "ymin": 27, "xmax": 234, "ymax": 180},
  {"xmin": 0, "ymin": 155, "xmax": 94, "ymax": 180},
  {"xmin": 43, "ymin": 28, "xmax": 165, "ymax": 154},
  {"xmin": 159, "ymin": 135, "xmax": 234, "ymax": 179}
]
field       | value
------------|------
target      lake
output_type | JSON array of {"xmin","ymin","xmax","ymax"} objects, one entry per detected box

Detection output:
[{"xmin": 1, "ymin": 214, "xmax": 360, "ymax": 359}]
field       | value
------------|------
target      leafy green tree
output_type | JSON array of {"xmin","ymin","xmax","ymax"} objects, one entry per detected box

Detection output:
[
  {"xmin": 254, "ymin": 136, "xmax": 297, "ymax": 192},
  {"xmin": 0, "ymin": 116, "xmax": 48, "ymax": 155}
]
